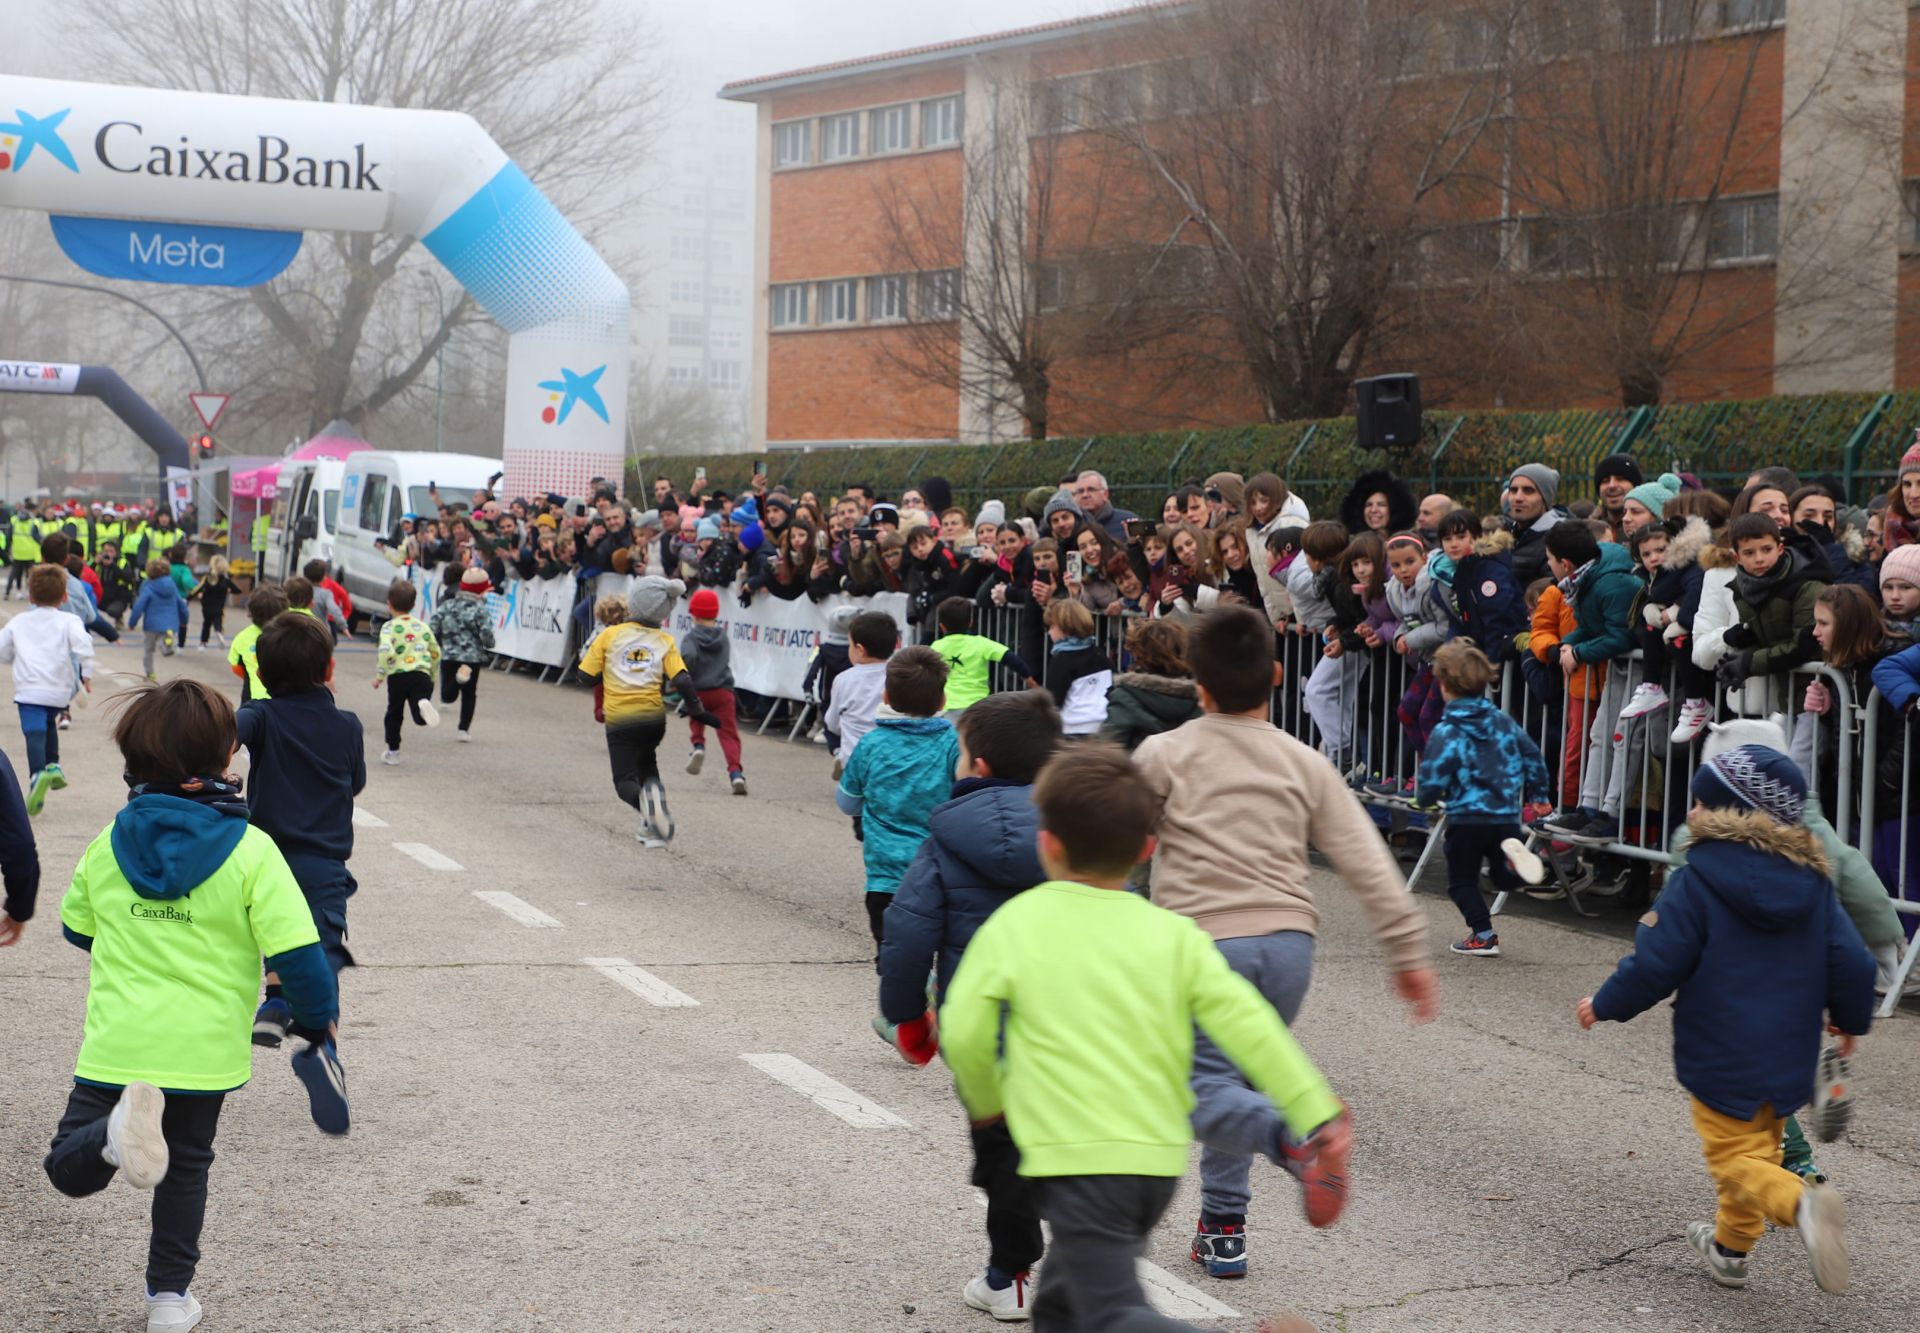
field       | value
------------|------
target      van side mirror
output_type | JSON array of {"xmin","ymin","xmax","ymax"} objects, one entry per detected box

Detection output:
[{"xmin": 295, "ymin": 515, "xmax": 317, "ymax": 540}]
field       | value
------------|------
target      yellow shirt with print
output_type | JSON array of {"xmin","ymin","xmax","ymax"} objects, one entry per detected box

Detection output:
[{"xmin": 580, "ymin": 622, "xmax": 687, "ymax": 725}]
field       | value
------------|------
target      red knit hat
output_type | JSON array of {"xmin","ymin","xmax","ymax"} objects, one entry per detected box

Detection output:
[
  {"xmin": 688, "ymin": 587, "xmax": 720, "ymax": 619},
  {"xmin": 460, "ymin": 567, "xmax": 490, "ymax": 590}
]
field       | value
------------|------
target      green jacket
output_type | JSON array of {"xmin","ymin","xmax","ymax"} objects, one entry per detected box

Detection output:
[
  {"xmin": 941, "ymin": 880, "xmax": 1341, "ymax": 1178},
  {"xmin": 1564, "ymin": 542, "xmax": 1640, "ymax": 664},
  {"xmin": 1730, "ymin": 548, "xmax": 1825, "ymax": 677},
  {"xmin": 1100, "ymin": 672, "xmax": 1202, "ymax": 751}
]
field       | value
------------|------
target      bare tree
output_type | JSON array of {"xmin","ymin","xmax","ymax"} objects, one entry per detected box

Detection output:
[
  {"xmin": 54, "ymin": 0, "xmax": 660, "ymax": 447},
  {"xmin": 628, "ymin": 363, "xmax": 745, "ymax": 457}
]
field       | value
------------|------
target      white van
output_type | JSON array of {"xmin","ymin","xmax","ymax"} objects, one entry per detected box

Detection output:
[
  {"xmin": 334, "ymin": 451, "xmax": 502, "ymax": 610},
  {"xmin": 264, "ymin": 457, "xmax": 346, "ymax": 586}
]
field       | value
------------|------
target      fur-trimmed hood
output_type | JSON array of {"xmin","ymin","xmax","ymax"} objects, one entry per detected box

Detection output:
[
  {"xmin": 1111, "ymin": 671, "xmax": 1198, "ymax": 699},
  {"xmin": 1339, "ymin": 470, "xmax": 1417, "ymax": 538},
  {"xmin": 1839, "ymin": 524, "xmax": 1867, "ymax": 564},
  {"xmin": 1688, "ymin": 806, "xmax": 1829, "ymax": 878},
  {"xmin": 1662, "ymin": 515, "xmax": 1714, "ymax": 572},
  {"xmin": 1700, "ymin": 540, "xmax": 1739, "ymax": 570},
  {"xmin": 1474, "ymin": 527, "xmax": 1514, "ymax": 558}
]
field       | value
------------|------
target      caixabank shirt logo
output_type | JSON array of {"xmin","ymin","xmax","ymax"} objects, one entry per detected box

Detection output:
[
  {"xmin": 0, "ymin": 106, "xmax": 79, "ymax": 174},
  {"xmin": 537, "ymin": 364, "xmax": 609, "ymax": 426}
]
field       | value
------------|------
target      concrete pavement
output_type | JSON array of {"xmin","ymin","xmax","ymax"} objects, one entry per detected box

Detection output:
[{"xmin": 1, "ymin": 636, "xmax": 1915, "ymax": 1332}]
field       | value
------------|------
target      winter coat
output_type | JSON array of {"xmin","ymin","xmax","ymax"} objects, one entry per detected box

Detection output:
[
  {"xmin": 1562, "ymin": 540, "xmax": 1639, "ymax": 665},
  {"xmin": 1046, "ymin": 638, "xmax": 1114, "ymax": 735},
  {"xmin": 1249, "ymin": 514, "xmax": 1297, "ymax": 621},
  {"xmin": 678, "ymin": 623, "xmax": 734, "ymax": 691},
  {"xmin": 1529, "ymin": 585, "xmax": 1601, "ymax": 699},
  {"xmin": 692, "ymin": 541, "xmax": 741, "ymax": 590},
  {"xmin": 1800, "ymin": 523, "xmax": 1874, "ymax": 594},
  {"xmin": 1218, "ymin": 563, "xmax": 1261, "ymax": 615},
  {"xmin": 1323, "ymin": 571, "xmax": 1369, "ymax": 653},
  {"xmin": 835, "ymin": 714, "xmax": 962, "ymax": 894},
  {"xmin": 1448, "ymin": 529, "xmax": 1529, "ymax": 665},
  {"xmin": 1505, "ymin": 509, "xmax": 1566, "ymax": 588},
  {"xmin": 128, "ymin": 575, "xmax": 188, "ymax": 636},
  {"xmin": 1337, "ymin": 470, "xmax": 1416, "ymax": 541},
  {"xmin": 1101, "ymin": 672, "xmax": 1203, "ymax": 750},
  {"xmin": 1414, "ymin": 696, "xmax": 1551, "ymax": 824},
  {"xmin": 875, "ymin": 778, "xmax": 1044, "ymax": 1024},
  {"xmin": 1660, "ymin": 515, "xmax": 1713, "ymax": 639},
  {"xmin": 1693, "ymin": 530, "xmax": 1832, "ymax": 676},
  {"xmin": 429, "ymin": 593, "xmax": 496, "ymax": 666},
  {"xmin": 972, "ymin": 548, "xmax": 1035, "ymax": 608},
  {"xmin": 1386, "ymin": 567, "xmax": 1449, "ymax": 664},
  {"xmin": 1728, "ymin": 546, "xmax": 1825, "ymax": 678},
  {"xmin": 1591, "ymin": 808, "xmax": 1875, "ymax": 1120},
  {"xmin": 1286, "ymin": 558, "xmax": 1334, "ymax": 630}
]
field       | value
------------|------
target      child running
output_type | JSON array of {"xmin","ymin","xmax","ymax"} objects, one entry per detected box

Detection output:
[
  {"xmin": 237, "ymin": 613, "xmax": 367, "ymax": 1051},
  {"xmin": 374, "ymin": 578, "xmax": 441, "ymax": 765},
  {"xmin": 876, "ymin": 690, "xmax": 1062, "ymax": 1320},
  {"xmin": 1133, "ymin": 605, "xmax": 1435, "ymax": 1279},
  {"xmin": 1414, "ymin": 640, "xmax": 1551, "ymax": 958},
  {"xmin": 0, "ymin": 564, "xmax": 94, "ymax": 815},
  {"xmin": 190, "ymin": 555, "xmax": 239, "ymax": 650},
  {"xmin": 834, "ymin": 646, "xmax": 959, "ymax": 977},
  {"xmin": 931, "ymin": 595, "xmax": 1036, "ymax": 719},
  {"xmin": 1579, "ymin": 744, "xmax": 1873, "ymax": 1294},
  {"xmin": 680, "ymin": 587, "xmax": 747, "ymax": 795},
  {"xmin": 941, "ymin": 741, "xmax": 1350, "ymax": 1332},
  {"xmin": 823, "ymin": 609, "xmax": 898, "ymax": 779},
  {"xmin": 229, "ymin": 584, "xmax": 289, "ymax": 703},
  {"xmin": 129, "ymin": 558, "xmax": 187, "ymax": 682},
  {"xmin": 429, "ymin": 567, "xmax": 496, "ymax": 742},
  {"xmin": 45, "ymin": 680, "xmax": 343, "ymax": 1333},
  {"xmin": 577, "ymin": 576, "xmax": 720, "ymax": 848}
]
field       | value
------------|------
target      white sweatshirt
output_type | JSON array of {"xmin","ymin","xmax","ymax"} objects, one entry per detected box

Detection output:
[
  {"xmin": 825, "ymin": 660, "xmax": 889, "ymax": 756},
  {"xmin": 0, "ymin": 606, "xmax": 95, "ymax": 706}
]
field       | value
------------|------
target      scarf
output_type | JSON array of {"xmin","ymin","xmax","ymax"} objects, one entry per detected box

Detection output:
[{"xmin": 1050, "ymin": 634, "xmax": 1096, "ymax": 654}]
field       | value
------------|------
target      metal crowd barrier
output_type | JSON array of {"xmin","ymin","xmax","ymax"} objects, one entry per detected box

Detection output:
[{"xmin": 1853, "ymin": 693, "xmax": 1920, "ymax": 1017}]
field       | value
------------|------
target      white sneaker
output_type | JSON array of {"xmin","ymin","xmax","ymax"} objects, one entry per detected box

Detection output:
[
  {"xmin": 1685, "ymin": 1221, "xmax": 1748, "ymax": 1288},
  {"xmin": 417, "ymin": 699, "xmax": 440, "ymax": 728},
  {"xmin": 456, "ymin": 730, "xmax": 472, "ymax": 743},
  {"xmin": 1615, "ymin": 682, "xmax": 1668, "ymax": 723},
  {"xmin": 213, "ymin": 631, "xmax": 227, "ymax": 648},
  {"xmin": 687, "ymin": 747, "xmax": 706, "ymax": 776},
  {"xmin": 641, "ymin": 779, "xmax": 675, "ymax": 844},
  {"xmin": 146, "ymin": 1290, "xmax": 202, "ymax": 1332},
  {"xmin": 381, "ymin": 750, "xmax": 400, "ymax": 766},
  {"xmin": 1797, "ymin": 1181, "xmax": 1850, "ymax": 1293},
  {"xmin": 103, "ymin": 1081, "xmax": 169, "ymax": 1189},
  {"xmin": 963, "ymin": 1272, "xmax": 1032, "ymax": 1322},
  {"xmin": 1500, "ymin": 837, "xmax": 1545, "ymax": 885},
  {"xmin": 1669, "ymin": 697, "xmax": 1712, "ymax": 745},
  {"xmin": 635, "ymin": 812, "xmax": 666, "ymax": 849}
]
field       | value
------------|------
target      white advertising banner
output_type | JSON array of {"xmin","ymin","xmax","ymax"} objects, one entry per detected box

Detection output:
[
  {"xmin": 0, "ymin": 360, "xmax": 81, "ymax": 394},
  {"xmin": 408, "ymin": 567, "xmax": 577, "ymax": 669}
]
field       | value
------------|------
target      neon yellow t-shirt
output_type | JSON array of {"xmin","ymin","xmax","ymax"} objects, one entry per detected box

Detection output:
[
  {"xmin": 60, "ymin": 822, "xmax": 320, "ymax": 1091},
  {"xmin": 934, "ymin": 632, "xmax": 1010, "ymax": 712},
  {"xmin": 581, "ymin": 623, "xmax": 687, "ymax": 724},
  {"xmin": 228, "ymin": 622, "xmax": 268, "ymax": 699}
]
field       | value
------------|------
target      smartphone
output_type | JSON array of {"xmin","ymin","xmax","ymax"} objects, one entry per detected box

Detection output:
[
  {"xmin": 1125, "ymin": 518, "xmax": 1156, "ymax": 541},
  {"xmin": 971, "ymin": 544, "xmax": 993, "ymax": 560},
  {"xmin": 1065, "ymin": 551, "xmax": 1083, "ymax": 582},
  {"xmin": 752, "ymin": 458, "xmax": 764, "ymax": 476},
  {"xmin": 695, "ymin": 465, "xmax": 707, "ymax": 484}
]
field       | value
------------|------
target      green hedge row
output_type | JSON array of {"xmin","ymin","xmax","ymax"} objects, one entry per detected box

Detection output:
[{"xmin": 632, "ymin": 388, "xmax": 1920, "ymax": 524}]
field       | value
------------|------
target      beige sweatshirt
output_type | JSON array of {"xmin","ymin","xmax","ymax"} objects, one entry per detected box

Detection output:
[{"xmin": 1133, "ymin": 711, "xmax": 1429, "ymax": 972}]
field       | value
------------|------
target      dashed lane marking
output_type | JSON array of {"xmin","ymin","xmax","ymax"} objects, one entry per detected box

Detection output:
[
  {"xmin": 739, "ymin": 1054, "xmax": 909, "ymax": 1128},
  {"xmin": 583, "ymin": 957, "xmax": 699, "ymax": 1007},
  {"xmin": 394, "ymin": 842, "xmax": 463, "ymax": 871},
  {"xmin": 472, "ymin": 890, "xmax": 562, "ymax": 928},
  {"xmin": 352, "ymin": 806, "xmax": 388, "ymax": 828}
]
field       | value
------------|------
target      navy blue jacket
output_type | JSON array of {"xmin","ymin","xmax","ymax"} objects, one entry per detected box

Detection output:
[
  {"xmin": 0, "ymin": 750, "xmax": 39, "ymax": 921},
  {"xmin": 236, "ymin": 689, "xmax": 366, "ymax": 865},
  {"xmin": 1415, "ymin": 696, "xmax": 1551, "ymax": 824},
  {"xmin": 877, "ymin": 778, "xmax": 1043, "ymax": 1024},
  {"xmin": 1448, "ymin": 534, "xmax": 1527, "ymax": 665},
  {"xmin": 1592, "ymin": 811, "xmax": 1875, "ymax": 1119}
]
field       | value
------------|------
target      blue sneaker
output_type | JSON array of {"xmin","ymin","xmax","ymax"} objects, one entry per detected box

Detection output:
[
  {"xmin": 1190, "ymin": 1219, "xmax": 1248, "ymax": 1279},
  {"xmin": 251, "ymin": 997, "xmax": 292, "ymax": 1048},
  {"xmin": 291, "ymin": 1039, "xmax": 350, "ymax": 1136}
]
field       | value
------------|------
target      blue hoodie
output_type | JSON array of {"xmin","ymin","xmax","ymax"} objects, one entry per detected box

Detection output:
[
  {"xmin": 835, "ymin": 714, "xmax": 962, "ymax": 894},
  {"xmin": 877, "ymin": 778, "xmax": 1043, "ymax": 1022},
  {"xmin": 1416, "ymin": 696, "xmax": 1551, "ymax": 824},
  {"xmin": 128, "ymin": 573, "xmax": 188, "ymax": 636},
  {"xmin": 1592, "ymin": 809, "xmax": 1875, "ymax": 1119}
]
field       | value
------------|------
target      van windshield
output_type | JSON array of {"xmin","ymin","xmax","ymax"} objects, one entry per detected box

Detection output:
[{"xmin": 408, "ymin": 486, "xmax": 436, "ymax": 519}]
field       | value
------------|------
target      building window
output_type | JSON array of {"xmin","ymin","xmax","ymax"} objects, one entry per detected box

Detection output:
[
  {"xmin": 774, "ymin": 120, "xmax": 810, "ymax": 168},
  {"xmin": 919, "ymin": 269, "xmax": 961, "ymax": 319},
  {"xmin": 1706, "ymin": 194, "xmax": 1779, "ymax": 264},
  {"xmin": 710, "ymin": 238, "xmax": 734, "ymax": 263},
  {"xmin": 921, "ymin": 96, "xmax": 962, "ymax": 148},
  {"xmin": 666, "ymin": 365, "xmax": 703, "ymax": 385},
  {"xmin": 868, "ymin": 274, "xmax": 908, "ymax": 322},
  {"xmin": 818, "ymin": 278, "xmax": 858, "ymax": 325},
  {"xmin": 1717, "ymin": 0, "xmax": 1783, "ymax": 30},
  {"xmin": 669, "ymin": 280, "xmax": 704, "ymax": 305},
  {"xmin": 1034, "ymin": 262, "xmax": 1073, "ymax": 311},
  {"xmin": 771, "ymin": 283, "xmax": 808, "ymax": 329},
  {"xmin": 821, "ymin": 112, "xmax": 860, "ymax": 162},
  {"xmin": 871, "ymin": 104, "xmax": 913, "ymax": 155},
  {"xmin": 681, "ymin": 190, "xmax": 706, "ymax": 211},
  {"xmin": 1525, "ymin": 218, "xmax": 1594, "ymax": 274},
  {"xmin": 1904, "ymin": 181, "xmax": 1920, "ymax": 251},
  {"xmin": 670, "ymin": 233, "xmax": 704, "ymax": 261},
  {"xmin": 710, "ymin": 361, "xmax": 743, "ymax": 387},
  {"xmin": 668, "ymin": 316, "xmax": 706, "ymax": 348},
  {"xmin": 711, "ymin": 324, "xmax": 744, "ymax": 352},
  {"xmin": 1446, "ymin": 12, "xmax": 1500, "ymax": 70}
]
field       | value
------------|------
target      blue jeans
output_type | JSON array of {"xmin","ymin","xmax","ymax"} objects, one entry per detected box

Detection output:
[
  {"xmin": 17, "ymin": 702, "xmax": 61, "ymax": 775},
  {"xmin": 1190, "ymin": 929, "xmax": 1315, "ymax": 1220}
]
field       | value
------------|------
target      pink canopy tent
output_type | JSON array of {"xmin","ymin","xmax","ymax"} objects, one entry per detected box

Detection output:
[{"xmin": 230, "ymin": 421, "xmax": 372, "ymax": 500}]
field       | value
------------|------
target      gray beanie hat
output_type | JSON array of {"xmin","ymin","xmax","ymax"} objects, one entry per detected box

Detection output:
[
  {"xmin": 1508, "ymin": 463, "xmax": 1561, "ymax": 510},
  {"xmin": 1042, "ymin": 491, "xmax": 1085, "ymax": 522},
  {"xmin": 975, "ymin": 499, "xmax": 1007, "ymax": 528}
]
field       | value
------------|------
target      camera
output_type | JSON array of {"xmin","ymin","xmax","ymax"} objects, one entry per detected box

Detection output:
[{"xmin": 1125, "ymin": 519, "xmax": 1157, "ymax": 541}]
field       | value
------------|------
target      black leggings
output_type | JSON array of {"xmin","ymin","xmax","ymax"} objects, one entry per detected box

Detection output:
[
  {"xmin": 200, "ymin": 600, "xmax": 226, "ymax": 644},
  {"xmin": 440, "ymin": 661, "xmax": 479, "ymax": 731},
  {"xmin": 383, "ymin": 671, "xmax": 433, "ymax": 749},
  {"xmin": 46, "ymin": 1083, "xmax": 225, "ymax": 1293},
  {"xmin": 605, "ymin": 716, "xmax": 667, "ymax": 810}
]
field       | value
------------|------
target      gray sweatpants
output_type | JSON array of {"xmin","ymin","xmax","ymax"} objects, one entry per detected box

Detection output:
[
  {"xmin": 1030, "ymin": 1174, "xmax": 1203, "ymax": 1332},
  {"xmin": 141, "ymin": 628, "xmax": 175, "ymax": 676},
  {"xmin": 1190, "ymin": 929, "xmax": 1316, "ymax": 1219}
]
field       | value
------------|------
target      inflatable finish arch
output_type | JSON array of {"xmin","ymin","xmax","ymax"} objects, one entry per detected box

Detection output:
[
  {"xmin": 0, "ymin": 75, "xmax": 628, "ymax": 500},
  {"xmin": 0, "ymin": 358, "xmax": 189, "ymax": 469}
]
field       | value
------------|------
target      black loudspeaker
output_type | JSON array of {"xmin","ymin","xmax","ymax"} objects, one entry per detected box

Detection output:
[{"xmin": 1354, "ymin": 373, "xmax": 1422, "ymax": 451}]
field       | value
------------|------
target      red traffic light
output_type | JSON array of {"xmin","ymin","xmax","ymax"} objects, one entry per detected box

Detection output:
[{"xmin": 194, "ymin": 433, "xmax": 215, "ymax": 458}]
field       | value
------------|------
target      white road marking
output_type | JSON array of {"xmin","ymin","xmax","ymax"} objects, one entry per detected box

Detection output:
[
  {"xmin": 973, "ymin": 1199, "xmax": 1238, "ymax": 1319},
  {"xmin": 583, "ymin": 957, "xmax": 699, "ymax": 1008},
  {"xmin": 739, "ymin": 1054, "xmax": 908, "ymax": 1128},
  {"xmin": 394, "ymin": 842, "xmax": 463, "ymax": 871},
  {"xmin": 472, "ymin": 891, "xmax": 562, "ymax": 928},
  {"xmin": 351, "ymin": 806, "xmax": 388, "ymax": 828}
]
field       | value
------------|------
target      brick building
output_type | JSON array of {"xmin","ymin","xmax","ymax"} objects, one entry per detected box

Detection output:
[{"xmin": 721, "ymin": 0, "xmax": 1914, "ymax": 449}]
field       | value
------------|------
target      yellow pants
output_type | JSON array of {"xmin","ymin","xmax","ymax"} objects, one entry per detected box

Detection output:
[{"xmin": 1690, "ymin": 1097, "xmax": 1806, "ymax": 1251}]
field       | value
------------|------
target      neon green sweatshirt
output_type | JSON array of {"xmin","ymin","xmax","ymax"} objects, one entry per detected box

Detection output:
[{"xmin": 941, "ymin": 880, "xmax": 1341, "ymax": 1178}]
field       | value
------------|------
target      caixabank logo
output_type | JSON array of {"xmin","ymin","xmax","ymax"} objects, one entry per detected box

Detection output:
[
  {"xmin": 537, "ymin": 364, "xmax": 609, "ymax": 426},
  {"xmin": 0, "ymin": 107, "xmax": 79, "ymax": 174}
]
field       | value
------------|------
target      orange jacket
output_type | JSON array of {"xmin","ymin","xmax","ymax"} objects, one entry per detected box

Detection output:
[{"xmin": 1531, "ymin": 585, "xmax": 1603, "ymax": 699}]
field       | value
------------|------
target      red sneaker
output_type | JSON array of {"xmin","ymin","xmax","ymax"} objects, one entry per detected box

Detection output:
[{"xmin": 1281, "ymin": 1106, "xmax": 1351, "ymax": 1229}]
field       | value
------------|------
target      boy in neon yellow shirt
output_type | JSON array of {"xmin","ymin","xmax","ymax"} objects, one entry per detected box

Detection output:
[
  {"xmin": 227, "ymin": 583, "xmax": 288, "ymax": 703},
  {"xmin": 45, "ymin": 679, "xmax": 342, "ymax": 1333},
  {"xmin": 941, "ymin": 742, "xmax": 1351, "ymax": 1331},
  {"xmin": 931, "ymin": 596, "xmax": 1036, "ymax": 717}
]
